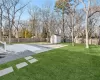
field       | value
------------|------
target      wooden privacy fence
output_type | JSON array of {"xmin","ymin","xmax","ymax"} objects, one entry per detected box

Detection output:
[
  {"xmin": 3, "ymin": 38, "xmax": 46, "ymax": 43},
  {"xmin": 74, "ymin": 38, "xmax": 99, "ymax": 45},
  {"xmin": 2, "ymin": 37, "xmax": 100, "ymax": 45}
]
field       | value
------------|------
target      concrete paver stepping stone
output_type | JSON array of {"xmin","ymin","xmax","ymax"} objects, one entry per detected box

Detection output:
[
  {"xmin": 16, "ymin": 62, "xmax": 28, "ymax": 69},
  {"xmin": 25, "ymin": 56, "xmax": 33, "ymax": 60},
  {"xmin": 28, "ymin": 59, "xmax": 38, "ymax": 64},
  {"xmin": 0, "ymin": 67, "xmax": 13, "ymax": 77}
]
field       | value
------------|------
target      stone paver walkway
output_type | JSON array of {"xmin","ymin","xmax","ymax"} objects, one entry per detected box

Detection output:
[
  {"xmin": 0, "ymin": 56, "xmax": 38, "ymax": 77},
  {"xmin": 28, "ymin": 59, "xmax": 38, "ymax": 64},
  {"xmin": 25, "ymin": 56, "xmax": 33, "ymax": 60},
  {"xmin": 0, "ymin": 44, "xmax": 67, "ymax": 77},
  {"xmin": 16, "ymin": 62, "xmax": 28, "ymax": 69},
  {"xmin": 0, "ymin": 67, "xmax": 13, "ymax": 77}
]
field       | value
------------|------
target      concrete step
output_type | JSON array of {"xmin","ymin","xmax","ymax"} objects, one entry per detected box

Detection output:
[{"xmin": 0, "ymin": 53, "xmax": 7, "ymax": 58}]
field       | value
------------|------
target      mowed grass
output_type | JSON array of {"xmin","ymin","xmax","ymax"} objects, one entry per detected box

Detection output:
[{"xmin": 0, "ymin": 44, "xmax": 100, "ymax": 80}]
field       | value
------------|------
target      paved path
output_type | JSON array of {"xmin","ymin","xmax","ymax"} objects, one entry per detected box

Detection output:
[
  {"xmin": 0, "ymin": 44, "xmax": 66, "ymax": 65},
  {"xmin": 0, "ymin": 44, "xmax": 52, "ymax": 64}
]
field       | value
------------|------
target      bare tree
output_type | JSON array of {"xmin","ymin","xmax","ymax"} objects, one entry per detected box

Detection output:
[
  {"xmin": 40, "ymin": 6, "xmax": 51, "ymax": 41},
  {"xmin": 0, "ymin": 3, "xmax": 3, "ymax": 41},
  {"xmin": 2, "ymin": 0, "xmax": 30, "ymax": 44},
  {"xmin": 14, "ymin": 10, "xmax": 23, "ymax": 42},
  {"xmin": 28, "ymin": 6, "xmax": 41, "ymax": 37},
  {"xmin": 55, "ymin": 0, "xmax": 72, "ymax": 42},
  {"xmin": 79, "ymin": 0, "xmax": 100, "ymax": 48}
]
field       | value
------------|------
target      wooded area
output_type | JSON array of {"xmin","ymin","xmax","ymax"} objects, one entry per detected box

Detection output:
[{"xmin": 0, "ymin": 0, "xmax": 100, "ymax": 48}]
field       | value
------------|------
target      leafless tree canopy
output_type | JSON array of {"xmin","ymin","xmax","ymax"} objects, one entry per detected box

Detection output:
[{"xmin": 0, "ymin": 0, "xmax": 100, "ymax": 47}]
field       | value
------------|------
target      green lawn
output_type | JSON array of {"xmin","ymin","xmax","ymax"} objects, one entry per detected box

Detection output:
[{"xmin": 0, "ymin": 44, "xmax": 100, "ymax": 80}]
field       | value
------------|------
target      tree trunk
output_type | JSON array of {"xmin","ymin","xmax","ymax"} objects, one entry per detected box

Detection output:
[
  {"xmin": 9, "ymin": 29, "xmax": 11, "ymax": 44},
  {"xmin": 85, "ymin": 12, "xmax": 89, "ymax": 48},
  {"xmin": 0, "ymin": 7, "xmax": 2, "ymax": 41},
  {"xmin": 62, "ymin": 9, "xmax": 65, "ymax": 43},
  {"xmin": 72, "ymin": 27, "xmax": 74, "ymax": 46},
  {"xmin": 46, "ymin": 29, "xmax": 50, "ymax": 42},
  {"xmin": 18, "ymin": 38, "xmax": 19, "ymax": 43},
  {"xmin": 17, "ymin": 30, "xmax": 20, "ymax": 43},
  {"xmin": 71, "ymin": 15, "xmax": 74, "ymax": 46},
  {"xmin": 0, "ymin": 29, "xmax": 2, "ymax": 41}
]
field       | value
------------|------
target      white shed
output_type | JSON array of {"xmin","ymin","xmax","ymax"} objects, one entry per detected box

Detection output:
[{"xmin": 50, "ymin": 34, "xmax": 61, "ymax": 44}]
